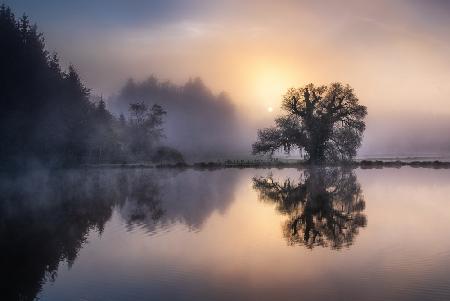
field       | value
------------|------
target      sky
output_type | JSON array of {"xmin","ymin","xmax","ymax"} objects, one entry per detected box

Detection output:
[{"xmin": 5, "ymin": 0, "xmax": 450, "ymax": 156}]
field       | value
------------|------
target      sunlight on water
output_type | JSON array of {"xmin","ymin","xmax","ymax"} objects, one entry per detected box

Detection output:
[{"xmin": 1, "ymin": 168, "xmax": 450, "ymax": 300}]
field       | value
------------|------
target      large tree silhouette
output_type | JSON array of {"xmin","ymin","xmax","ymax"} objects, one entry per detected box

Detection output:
[
  {"xmin": 253, "ymin": 83, "xmax": 367, "ymax": 163},
  {"xmin": 253, "ymin": 168, "xmax": 367, "ymax": 249}
]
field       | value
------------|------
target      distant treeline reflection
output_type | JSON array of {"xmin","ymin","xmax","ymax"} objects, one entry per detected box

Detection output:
[
  {"xmin": 253, "ymin": 168, "xmax": 367, "ymax": 249},
  {"xmin": 0, "ymin": 169, "xmax": 238, "ymax": 301}
]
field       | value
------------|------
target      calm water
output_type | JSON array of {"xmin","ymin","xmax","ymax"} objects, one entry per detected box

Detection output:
[{"xmin": 1, "ymin": 167, "xmax": 450, "ymax": 301}]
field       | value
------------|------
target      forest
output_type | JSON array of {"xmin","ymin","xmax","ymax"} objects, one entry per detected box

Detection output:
[{"xmin": 0, "ymin": 5, "xmax": 183, "ymax": 170}]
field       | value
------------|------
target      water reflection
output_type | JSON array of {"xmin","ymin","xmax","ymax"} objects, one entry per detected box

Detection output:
[
  {"xmin": 0, "ymin": 169, "xmax": 238, "ymax": 301},
  {"xmin": 3, "ymin": 168, "xmax": 450, "ymax": 301},
  {"xmin": 253, "ymin": 168, "xmax": 367, "ymax": 249}
]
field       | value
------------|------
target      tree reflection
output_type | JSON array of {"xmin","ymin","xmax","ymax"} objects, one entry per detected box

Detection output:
[
  {"xmin": 253, "ymin": 168, "xmax": 367, "ymax": 249},
  {"xmin": 0, "ymin": 169, "xmax": 238, "ymax": 301},
  {"xmin": 0, "ymin": 170, "xmax": 165, "ymax": 301}
]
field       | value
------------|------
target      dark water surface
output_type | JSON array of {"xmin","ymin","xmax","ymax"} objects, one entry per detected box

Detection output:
[{"xmin": 1, "ymin": 167, "xmax": 450, "ymax": 301}]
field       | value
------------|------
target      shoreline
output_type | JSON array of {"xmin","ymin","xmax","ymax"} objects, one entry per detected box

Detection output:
[{"xmin": 82, "ymin": 159, "xmax": 450, "ymax": 170}]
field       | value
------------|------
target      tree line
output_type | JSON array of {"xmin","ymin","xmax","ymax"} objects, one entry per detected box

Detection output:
[
  {"xmin": 0, "ymin": 5, "xmax": 183, "ymax": 170},
  {"xmin": 109, "ymin": 76, "xmax": 243, "ymax": 157}
]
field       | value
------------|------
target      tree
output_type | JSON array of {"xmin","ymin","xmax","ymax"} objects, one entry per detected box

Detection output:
[
  {"xmin": 253, "ymin": 83, "xmax": 367, "ymax": 163},
  {"xmin": 128, "ymin": 102, "xmax": 166, "ymax": 160},
  {"xmin": 88, "ymin": 97, "xmax": 120, "ymax": 163},
  {"xmin": 0, "ymin": 6, "xmax": 95, "ymax": 167}
]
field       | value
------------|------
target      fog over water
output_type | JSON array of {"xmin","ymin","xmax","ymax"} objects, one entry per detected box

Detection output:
[{"xmin": 3, "ymin": 167, "xmax": 450, "ymax": 300}]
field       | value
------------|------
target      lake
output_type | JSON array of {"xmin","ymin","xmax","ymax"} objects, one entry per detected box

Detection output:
[{"xmin": 1, "ymin": 167, "xmax": 450, "ymax": 301}]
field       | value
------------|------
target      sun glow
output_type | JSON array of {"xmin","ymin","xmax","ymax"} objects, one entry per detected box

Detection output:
[{"xmin": 246, "ymin": 61, "xmax": 300, "ymax": 115}]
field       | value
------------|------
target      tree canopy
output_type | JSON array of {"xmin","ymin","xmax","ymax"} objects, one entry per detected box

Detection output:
[{"xmin": 253, "ymin": 83, "xmax": 367, "ymax": 163}]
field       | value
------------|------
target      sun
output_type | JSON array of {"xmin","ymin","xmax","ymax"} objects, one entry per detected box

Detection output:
[{"xmin": 246, "ymin": 61, "xmax": 299, "ymax": 116}]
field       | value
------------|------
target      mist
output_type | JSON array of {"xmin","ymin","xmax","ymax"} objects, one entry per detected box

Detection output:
[
  {"xmin": 361, "ymin": 113, "xmax": 450, "ymax": 158},
  {"xmin": 3, "ymin": 0, "xmax": 450, "ymax": 162},
  {"xmin": 0, "ymin": 168, "xmax": 241, "ymax": 300},
  {"xmin": 108, "ymin": 76, "xmax": 251, "ymax": 160},
  {"xmin": 105, "ymin": 74, "xmax": 450, "ymax": 160}
]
